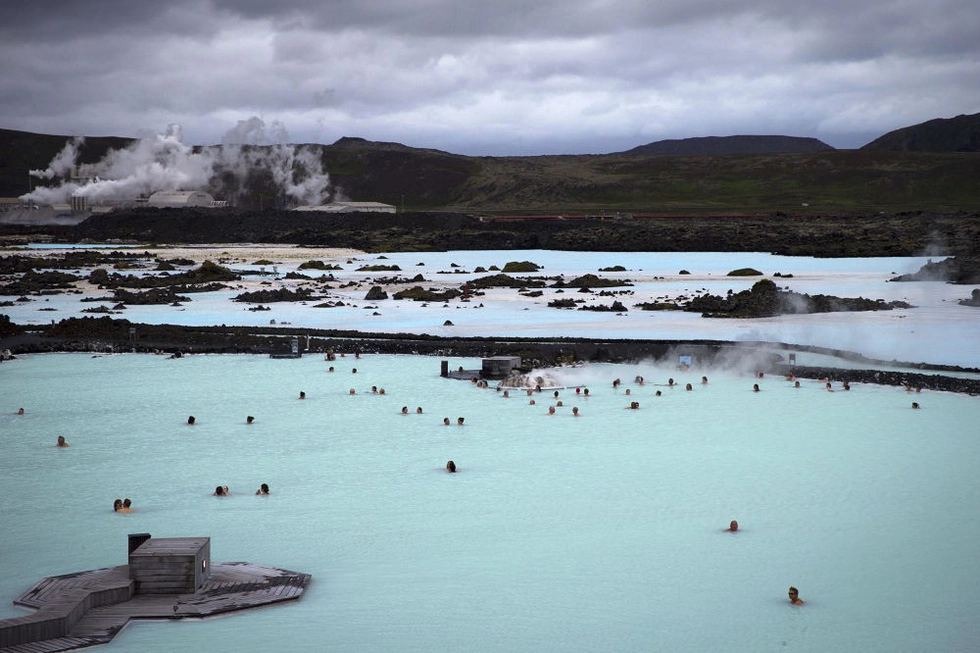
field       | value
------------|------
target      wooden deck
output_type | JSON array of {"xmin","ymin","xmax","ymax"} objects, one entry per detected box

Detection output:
[{"xmin": 0, "ymin": 562, "xmax": 311, "ymax": 652}]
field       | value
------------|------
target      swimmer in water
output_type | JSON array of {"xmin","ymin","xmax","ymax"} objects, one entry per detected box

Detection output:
[
  {"xmin": 685, "ymin": 383, "xmax": 693, "ymax": 391},
  {"xmin": 416, "ymin": 407, "xmax": 423, "ymax": 414},
  {"xmin": 529, "ymin": 399, "xmax": 536, "ymax": 405},
  {"xmin": 668, "ymin": 378, "xmax": 675, "ymax": 387},
  {"xmin": 794, "ymin": 381, "xmax": 801, "ymax": 388},
  {"xmin": 214, "ymin": 486, "xmax": 225, "ymax": 496},
  {"xmin": 457, "ymin": 417, "xmax": 464, "ymax": 426},
  {"xmin": 753, "ymin": 384, "xmax": 760, "ymax": 392},
  {"xmin": 548, "ymin": 406, "xmax": 556, "ymax": 415},
  {"xmin": 17, "ymin": 408, "xmax": 24, "ymax": 415},
  {"xmin": 246, "ymin": 415, "xmax": 255, "ymax": 424},
  {"xmin": 401, "ymin": 406, "xmax": 409, "ymax": 414},
  {"xmin": 443, "ymin": 417, "xmax": 451, "ymax": 426},
  {"xmin": 572, "ymin": 406, "xmax": 580, "ymax": 417},
  {"xmin": 725, "ymin": 520, "xmax": 738, "ymax": 532},
  {"xmin": 256, "ymin": 483, "xmax": 270, "ymax": 495},
  {"xmin": 349, "ymin": 388, "xmax": 356, "ymax": 395},
  {"xmin": 120, "ymin": 498, "xmax": 134, "ymax": 513},
  {"xmin": 583, "ymin": 388, "xmax": 590, "ymax": 396},
  {"xmin": 788, "ymin": 587, "xmax": 804, "ymax": 606},
  {"xmin": 299, "ymin": 391, "xmax": 306, "ymax": 400},
  {"xmin": 187, "ymin": 415, "xmax": 196, "ymax": 425},
  {"xmin": 655, "ymin": 390, "xmax": 662, "ymax": 396},
  {"xmin": 56, "ymin": 435, "xmax": 69, "ymax": 447},
  {"xmin": 701, "ymin": 376, "xmax": 708, "ymax": 385},
  {"xmin": 911, "ymin": 402, "xmax": 920, "ymax": 409},
  {"xmin": 446, "ymin": 460, "xmax": 457, "ymax": 473},
  {"xmin": 113, "ymin": 498, "xmax": 123, "ymax": 512},
  {"xmin": 825, "ymin": 382, "xmax": 834, "ymax": 392}
]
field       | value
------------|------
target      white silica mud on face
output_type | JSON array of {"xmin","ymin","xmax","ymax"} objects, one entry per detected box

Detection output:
[{"xmin": 2, "ymin": 353, "xmax": 979, "ymax": 652}]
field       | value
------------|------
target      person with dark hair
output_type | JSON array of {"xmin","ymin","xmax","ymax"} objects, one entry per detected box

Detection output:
[
  {"xmin": 446, "ymin": 460, "xmax": 457, "ymax": 473},
  {"xmin": 214, "ymin": 486, "xmax": 226, "ymax": 496},
  {"xmin": 120, "ymin": 498, "xmax": 134, "ymax": 513},
  {"xmin": 256, "ymin": 483, "xmax": 270, "ymax": 495},
  {"xmin": 725, "ymin": 520, "xmax": 738, "ymax": 532},
  {"xmin": 788, "ymin": 587, "xmax": 804, "ymax": 605},
  {"xmin": 187, "ymin": 415, "xmax": 196, "ymax": 425},
  {"xmin": 56, "ymin": 435, "xmax": 69, "ymax": 447},
  {"xmin": 113, "ymin": 498, "xmax": 123, "ymax": 512}
]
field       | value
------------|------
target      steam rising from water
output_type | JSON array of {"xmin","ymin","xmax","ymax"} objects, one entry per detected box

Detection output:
[{"xmin": 22, "ymin": 119, "xmax": 331, "ymax": 208}]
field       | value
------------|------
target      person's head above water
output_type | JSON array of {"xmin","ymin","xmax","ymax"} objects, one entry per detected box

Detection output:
[{"xmin": 788, "ymin": 586, "xmax": 804, "ymax": 605}]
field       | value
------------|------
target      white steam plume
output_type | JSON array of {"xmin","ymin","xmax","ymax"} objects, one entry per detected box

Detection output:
[{"xmin": 20, "ymin": 119, "xmax": 332, "ymax": 207}]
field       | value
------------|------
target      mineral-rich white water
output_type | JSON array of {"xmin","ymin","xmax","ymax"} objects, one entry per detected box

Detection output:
[
  {"xmin": 5, "ymin": 249, "xmax": 979, "ymax": 367},
  {"xmin": 3, "ymin": 352, "xmax": 979, "ymax": 652}
]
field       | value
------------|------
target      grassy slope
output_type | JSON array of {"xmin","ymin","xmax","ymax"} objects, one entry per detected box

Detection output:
[{"xmin": 3, "ymin": 129, "xmax": 979, "ymax": 215}]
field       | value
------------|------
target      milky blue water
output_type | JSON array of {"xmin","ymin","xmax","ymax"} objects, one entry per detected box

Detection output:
[
  {"xmin": 5, "ymin": 249, "xmax": 979, "ymax": 367},
  {"xmin": 3, "ymin": 352, "xmax": 979, "ymax": 652}
]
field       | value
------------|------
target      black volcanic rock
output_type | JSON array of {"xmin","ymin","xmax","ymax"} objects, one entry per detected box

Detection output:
[{"xmin": 686, "ymin": 279, "xmax": 911, "ymax": 318}]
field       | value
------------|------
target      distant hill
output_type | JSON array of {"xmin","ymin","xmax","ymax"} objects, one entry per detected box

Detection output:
[
  {"xmin": 619, "ymin": 135, "xmax": 834, "ymax": 156},
  {"xmin": 3, "ymin": 124, "xmax": 980, "ymax": 215},
  {"xmin": 861, "ymin": 113, "xmax": 980, "ymax": 152}
]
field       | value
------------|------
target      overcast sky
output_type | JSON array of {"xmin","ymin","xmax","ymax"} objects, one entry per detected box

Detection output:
[{"xmin": 1, "ymin": 0, "xmax": 978, "ymax": 155}]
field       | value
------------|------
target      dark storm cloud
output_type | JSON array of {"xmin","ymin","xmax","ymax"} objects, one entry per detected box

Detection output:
[{"xmin": 0, "ymin": 0, "xmax": 977, "ymax": 154}]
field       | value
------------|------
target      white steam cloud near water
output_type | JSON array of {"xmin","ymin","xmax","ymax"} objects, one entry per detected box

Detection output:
[{"xmin": 21, "ymin": 118, "xmax": 332, "ymax": 207}]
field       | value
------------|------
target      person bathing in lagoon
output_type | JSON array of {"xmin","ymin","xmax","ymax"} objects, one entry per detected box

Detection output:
[
  {"xmin": 214, "ymin": 486, "xmax": 229, "ymax": 496},
  {"xmin": 572, "ymin": 406, "xmax": 580, "ymax": 417},
  {"xmin": 753, "ymin": 384, "xmax": 760, "ymax": 392},
  {"xmin": 56, "ymin": 435, "xmax": 69, "ymax": 447},
  {"xmin": 246, "ymin": 415, "xmax": 255, "ymax": 424},
  {"xmin": 113, "ymin": 498, "xmax": 123, "ymax": 512},
  {"xmin": 17, "ymin": 407, "xmax": 25, "ymax": 415},
  {"xmin": 825, "ymin": 382, "xmax": 834, "ymax": 392},
  {"xmin": 725, "ymin": 520, "xmax": 738, "ymax": 532},
  {"xmin": 187, "ymin": 415, "xmax": 196, "ymax": 425},
  {"xmin": 256, "ymin": 483, "xmax": 270, "ymax": 495},
  {"xmin": 416, "ymin": 407, "xmax": 423, "ymax": 414},
  {"xmin": 788, "ymin": 586, "xmax": 804, "ymax": 606},
  {"xmin": 701, "ymin": 376, "xmax": 709, "ymax": 385},
  {"xmin": 548, "ymin": 406, "xmax": 556, "ymax": 415},
  {"xmin": 911, "ymin": 402, "xmax": 920, "ymax": 409},
  {"xmin": 120, "ymin": 498, "xmax": 134, "ymax": 513},
  {"xmin": 401, "ymin": 406, "xmax": 409, "ymax": 414},
  {"xmin": 443, "ymin": 417, "xmax": 451, "ymax": 426},
  {"xmin": 457, "ymin": 417, "xmax": 465, "ymax": 426},
  {"xmin": 446, "ymin": 460, "xmax": 457, "ymax": 473},
  {"xmin": 299, "ymin": 391, "xmax": 306, "ymax": 400},
  {"xmin": 685, "ymin": 383, "xmax": 693, "ymax": 391}
]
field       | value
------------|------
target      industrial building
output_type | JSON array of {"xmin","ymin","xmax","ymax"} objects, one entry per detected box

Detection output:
[
  {"xmin": 146, "ymin": 190, "xmax": 216, "ymax": 208},
  {"xmin": 293, "ymin": 201, "xmax": 396, "ymax": 214}
]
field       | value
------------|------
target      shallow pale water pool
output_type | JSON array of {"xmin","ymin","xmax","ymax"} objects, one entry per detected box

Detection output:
[{"xmin": 2, "ymin": 353, "xmax": 979, "ymax": 652}]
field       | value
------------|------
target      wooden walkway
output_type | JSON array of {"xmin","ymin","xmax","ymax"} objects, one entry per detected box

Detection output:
[{"xmin": 1, "ymin": 562, "xmax": 311, "ymax": 652}]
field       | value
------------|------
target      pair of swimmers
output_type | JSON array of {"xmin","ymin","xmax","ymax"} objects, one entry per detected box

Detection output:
[
  {"xmin": 724, "ymin": 520, "xmax": 804, "ymax": 605},
  {"xmin": 442, "ymin": 417, "xmax": 465, "ymax": 425},
  {"xmin": 113, "ymin": 498, "xmax": 134, "ymax": 513}
]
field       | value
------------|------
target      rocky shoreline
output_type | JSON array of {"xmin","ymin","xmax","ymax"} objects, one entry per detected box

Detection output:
[{"xmin": 4, "ymin": 318, "xmax": 978, "ymax": 396}]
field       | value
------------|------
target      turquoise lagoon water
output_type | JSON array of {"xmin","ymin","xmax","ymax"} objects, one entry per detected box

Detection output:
[
  {"xmin": 2, "ymin": 352, "xmax": 979, "ymax": 652},
  {"xmin": 5, "ymin": 249, "xmax": 979, "ymax": 367}
]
